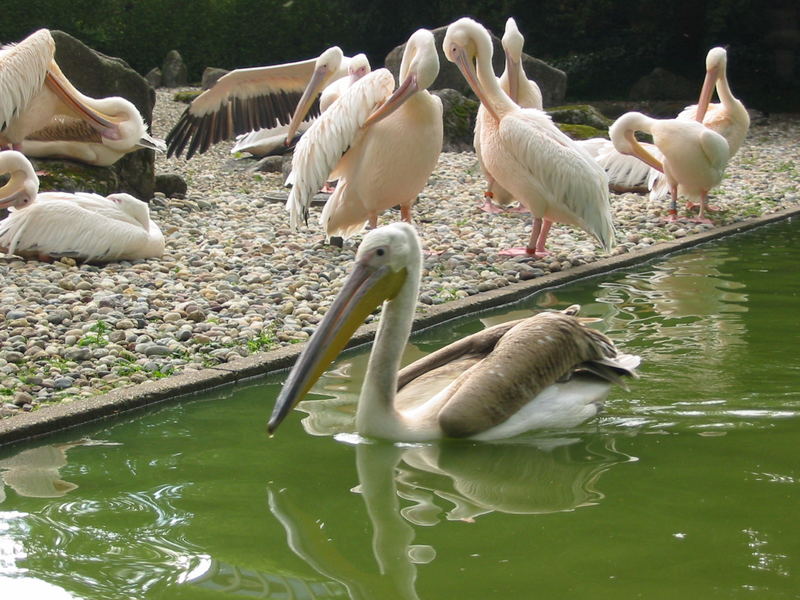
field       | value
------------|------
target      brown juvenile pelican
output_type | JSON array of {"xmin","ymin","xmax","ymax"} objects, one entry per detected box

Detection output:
[{"xmin": 268, "ymin": 222, "xmax": 640, "ymax": 442}]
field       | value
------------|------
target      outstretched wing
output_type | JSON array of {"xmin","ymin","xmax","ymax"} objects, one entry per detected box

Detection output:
[
  {"xmin": 166, "ymin": 58, "xmax": 319, "ymax": 158},
  {"xmin": 285, "ymin": 68, "xmax": 395, "ymax": 229},
  {"xmin": 0, "ymin": 29, "xmax": 53, "ymax": 134}
]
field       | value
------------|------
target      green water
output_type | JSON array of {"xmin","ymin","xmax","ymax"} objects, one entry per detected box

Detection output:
[{"xmin": 1, "ymin": 220, "xmax": 798, "ymax": 600}]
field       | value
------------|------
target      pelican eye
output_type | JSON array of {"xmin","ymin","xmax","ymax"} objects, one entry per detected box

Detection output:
[{"xmin": 376, "ymin": 248, "xmax": 385, "ymax": 257}]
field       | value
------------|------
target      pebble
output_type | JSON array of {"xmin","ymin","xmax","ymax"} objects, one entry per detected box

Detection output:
[{"xmin": 0, "ymin": 89, "xmax": 797, "ymax": 418}]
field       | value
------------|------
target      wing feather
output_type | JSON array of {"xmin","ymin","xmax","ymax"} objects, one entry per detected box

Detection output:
[
  {"xmin": 285, "ymin": 69, "xmax": 395, "ymax": 229},
  {"xmin": 0, "ymin": 29, "xmax": 54, "ymax": 134}
]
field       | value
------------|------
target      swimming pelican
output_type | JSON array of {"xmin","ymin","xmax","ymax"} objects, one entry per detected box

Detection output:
[
  {"xmin": 166, "ymin": 46, "xmax": 359, "ymax": 158},
  {"xmin": 268, "ymin": 222, "xmax": 640, "ymax": 442},
  {"xmin": 0, "ymin": 29, "xmax": 162, "ymax": 160},
  {"xmin": 286, "ymin": 29, "xmax": 442, "ymax": 238},
  {"xmin": 476, "ymin": 17, "xmax": 543, "ymax": 214},
  {"xmin": 0, "ymin": 151, "xmax": 164, "ymax": 262},
  {"xmin": 231, "ymin": 54, "xmax": 371, "ymax": 158},
  {"xmin": 444, "ymin": 18, "xmax": 613, "ymax": 257},
  {"xmin": 609, "ymin": 111, "xmax": 729, "ymax": 221}
]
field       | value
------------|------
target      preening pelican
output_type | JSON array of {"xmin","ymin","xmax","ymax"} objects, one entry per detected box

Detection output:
[
  {"xmin": 268, "ymin": 222, "xmax": 639, "ymax": 442},
  {"xmin": 286, "ymin": 29, "xmax": 443, "ymax": 238},
  {"xmin": 476, "ymin": 17, "xmax": 543, "ymax": 213},
  {"xmin": 0, "ymin": 151, "xmax": 164, "ymax": 262},
  {"xmin": 0, "ymin": 29, "xmax": 161, "ymax": 162},
  {"xmin": 444, "ymin": 18, "xmax": 613, "ymax": 257},
  {"xmin": 609, "ymin": 111, "xmax": 729, "ymax": 221},
  {"xmin": 166, "ymin": 46, "xmax": 361, "ymax": 158},
  {"xmin": 231, "ymin": 54, "xmax": 372, "ymax": 158}
]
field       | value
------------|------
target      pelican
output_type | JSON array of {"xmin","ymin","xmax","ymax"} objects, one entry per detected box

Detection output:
[
  {"xmin": 444, "ymin": 18, "xmax": 613, "ymax": 257},
  {"xmin": 166, "ymin": 46, "xmax": 361, "ymax": 158},
  {"xmin": 476, "ymin": 17, "xmax": 543, "ymax": 213},
  {"xmin": 268, "ymin": 222, "xmax": 640, "ymax": 442},
  {"xmin": 0, "ymin": 29, "xmax": 162, "ymax": 161},
  {"xmin": 286, "ymin": 29, "xmax": 443, "ymax": 238},
  {"xmin": 231, "ymin": 54, "xmax": 371, "ymax": 158},
  {"xmin": 609, "ymin": 111, "xmax": 729, "ymax": 221},
  {"xmin": 0, "ymin": 151, "xmax": 164, "ymax": 262}
]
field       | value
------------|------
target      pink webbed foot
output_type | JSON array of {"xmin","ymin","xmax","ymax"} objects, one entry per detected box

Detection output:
[
  {"xmin": 504, "ymin": 203, "xmax": 530, "ymax": 214},
  {"xmin": 499, "ymin": 246, "xmax": 548, "ymax": 258},
  {"xmin": 321, "ymin": 181, "xmax": 337, "ymax": 194},
  {"xmin": 686, "ymin": 201, "xmax": 720, "ymax": 212}
]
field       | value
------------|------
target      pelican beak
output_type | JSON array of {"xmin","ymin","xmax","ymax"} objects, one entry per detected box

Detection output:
[
  {"xmin": 451, "ymin": 46, "xmax": 499, "ymax": 121},
  {"xmin": 0, "ymin": 175, "xmax": 36, "ymax": 210},
  {"xmin": 285, "ymin": 65, "xmax": 329, "ymax": 145},
  {"xmin": 137, "ymin": 131, "xmax": 167, "ymax": 152},
  {"xmin": 362, "ymin": 70, "xmax": 418, "ymax": 127},
  {"xmin": 694, "ymin": 65, "xmax": 719, "ymax": 123},
  {"xmin": 506, "ymin": 56, "xmax": 520, "ymax": 103},
  {"xmin": 267, "ymin": 260, "xmax": 407, "ymax": 435},
  {"xmin": 626, "ymin": 131, "xmax": 664, "ymax": 173},
  {"xmin": 45, "ymin": 63, "xmax": 116, "ymax": 133}
]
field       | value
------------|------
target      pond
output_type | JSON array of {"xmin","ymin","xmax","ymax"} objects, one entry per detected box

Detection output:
[{"xmin": 1, "ymin": 219, "xmax": 798, "ymax": 599}]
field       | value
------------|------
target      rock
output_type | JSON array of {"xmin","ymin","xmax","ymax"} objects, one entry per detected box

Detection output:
[
  {"xmin": 202, "ymin": 67, "xmax": 229, "ymax": 90},
  {"xmin": 155, "ymin": 174, "xmax": 188, "ymax": 198},
  {"xmin": 547, "ymin": 105, "xmax": 612, "ymax": 131},
  {"xmin": 145, "ymin": 67, "xmax": 162, "ymax": 88},
  {"xmin": 161, "ymin": 50, "xmax": 189, "ymax": 87},
  {"xmin": 54, "ymin": 377, "xmax": 75, "ymax": 390},
  {"xmin": 46, "ymin": 309, "xmax": 72, "ymax": 325},
  {"xmin": 385, "ymin": 25, "xmax": 567, "ymax": 106},
  {"xmin": 251, "ymin": 155, "xmax": 285, "ymax": 174},
  {"xmin": 628, "ymin": 67, "xmax": 696, "ymax": 101},
  {"xmin": 431, "ymin": 89, "xmax": 478, "ymax": 152}
]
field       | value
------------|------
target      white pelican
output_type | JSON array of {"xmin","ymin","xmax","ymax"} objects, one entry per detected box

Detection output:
[
  {"xmin": 0, "ymin": 29, "xmax": 162, "ymax": 162},
  {"xmin": 230, "ymin": 54, "xmax": 372, "ymax": 158},
  {"xmin": 444, "ymin": 18, "xmax": 614, "ymax": 257},
  {"xmin": 166, "ymin": 46, "xmax": 361, "ymax": 158},
  {"xmin": 476, "ymin": 17, "xmax": 543, "ymax": 214},
  {"xmin": 286, "ymin": 29, "xmax": 443, "ymax": 238},
  {"xmin": 609, "ymin": 111, "xmax": 729, "ymax": 221},
  {"xmin": 0, "ymin": 151, "xmax": 164, "ymax": 262},
  {"xmin": 268, "ymin": 222, "xmax": 640, "ymax": 442}
]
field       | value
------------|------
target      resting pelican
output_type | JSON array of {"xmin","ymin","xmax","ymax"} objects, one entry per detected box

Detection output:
[
  {"xmin": 0, "ymin": 151, "xmax": 164, "ymax": 262},
  {"xmin": 0, "ymin": 29, "xmax": 161, "ymax": 161},
  {"xmin": 609, "ymin": 111, "xmax": 729, "ymax": 221},
  {"xmin": 268, "ymin": 223, "xmax": 640, "ymax": 442},
  {"xmin": 166, "ymin": 46, "xmax": 361, "ymax": 158},
  {"xmin": 476, "ymin": 17, "xmax": 542, "ymax": 213},
  {"xmin": 444, "ymin": 18, "xmax": 613, "ymax": 257},
  {"xmin": 286, "ymin": 29, "xmax": 443, "ymax": 238},
  {"xmin": 231, "ymin": 54, "xmax": 371, "ymax": 158}
]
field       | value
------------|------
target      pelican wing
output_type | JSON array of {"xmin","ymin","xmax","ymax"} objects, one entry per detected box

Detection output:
[
  {"xmin": 285, "ymin": 68, "xmax": 395, "ymax": 229},
  {"xmin": 0, "ymin": 29, "xmax": 54, "ymax": 133},
  {"xmin": 0, "ymin": 195, "xmax": 162, "ymax": 262},
  {"xmin": 166, "ymin": 58, "xmax": 321, "ymax": 158},
  {"xmin": 25, "ymin": 115, "xmax": 102, "ymax": 142},
  {"xmin": 594, "ymin": 140, "xmax": 659, "ymax": 191},
  {"xmin": 500, "ymin": 110, "xmax": 615, "ymax": 250},
  {"xmin": 435, "ymin": 312, "xmax": 620, "ymax": 438}
]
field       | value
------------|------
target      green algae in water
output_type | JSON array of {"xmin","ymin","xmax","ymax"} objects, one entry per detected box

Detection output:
[{"xmin": 1, "ymin": 219, "xmax": 799, "ymax": 599}]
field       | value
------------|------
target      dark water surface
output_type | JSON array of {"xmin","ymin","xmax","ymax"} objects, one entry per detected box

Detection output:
[{"xmin": 1, "ymin": 220, "xmax": 798, "ymax": 599}]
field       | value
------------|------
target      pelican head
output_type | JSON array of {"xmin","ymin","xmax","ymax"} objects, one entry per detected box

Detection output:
[
  {"xmin": 0, "ymin": 150, "xmax": 39, "ymax": 210},
  {"xmin": 348, "ymin": 53, "xmax": 371, "ymax": 82},
  {"xmin": 268, "ymin": 223, "xmax": 419, "ymax": 435},
  {"xmin": 89, "ymin": 96, "xmax": 166, "ymax": 153},
  {"xmin": 609, "ymin": 112, "xmax": 665, "ymax": 173},
  {"xmin": 695, "ymin": 47, "xmax": 728, "ymax": 123},
  {"xmin": 362, "ymin": 29, "xmax": 439, "ymax": 127},
  {"xmin": 443, "ymin": 18, "xmax": 500, "ymax": 121},
  {"xmin": 107, "ymin": 193, "xmax": 151, "ymax": 228},
  {"xmin": 502, "ymin": 18, "xmax": 524, "ymax": 102},
  {"xmin": 285, "ymin": 46, "xmax": 345, "ymax": 143}
]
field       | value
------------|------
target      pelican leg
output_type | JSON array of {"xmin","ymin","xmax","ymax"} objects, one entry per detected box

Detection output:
[
  {"xmin": 688, "ymin": 191, "xmax": 714, "ymax": 224},
  {"xmin": 368, "ymin": 213, "xmax": 379, "ymax": 229},
  {"xmin": 480, "ymin": 189, "xmax": 504, "ymax": 214},
  {"xmin": 499, "ymin": 216, "xmax": 548, "ymax": 257},
  {"xmin": 400, "ymin": 204, "xmax": 413, "ymax": 224},
  {"xmin": 533, "ymin": 219, "xmax": 553, "ymax": 256},
  {"xmin": 666, "ymin": 183, "xmax": 679, "ymax": 221}
]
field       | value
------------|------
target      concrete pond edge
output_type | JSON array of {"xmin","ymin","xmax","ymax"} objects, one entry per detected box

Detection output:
[{"xmin": 1, "ymin": 205, "xmax": 798, "ymax": 447}]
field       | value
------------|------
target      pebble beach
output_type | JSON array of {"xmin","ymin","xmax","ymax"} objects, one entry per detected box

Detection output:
[{"xmin": 0, "ymin": 89, "xmax": 798, "ymax": 419}]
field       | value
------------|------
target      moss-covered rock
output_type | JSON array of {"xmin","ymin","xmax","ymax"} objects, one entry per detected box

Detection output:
[
  {"xmin": 432, "ymin": 89, "xmax": 479, "ymax": 152},
  {"xmin": 555, "ymin": 123, "xmax": 608, "ymax": 141},
  {"xmin": 173, "ymin": 90, "xmax": 203, "ymax": 104},
  {"xmin": 547, "ymin": 104, "xmax": 612, "ymax": 130},
  {"xmin": 30, "ymin": 159, "xmax": 120, "ymax": 196}
]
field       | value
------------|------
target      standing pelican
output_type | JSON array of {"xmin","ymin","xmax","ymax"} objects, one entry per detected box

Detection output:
[
  {"xmin": 231, "ymin": 54, "xmax": 372, "ymax": 158},
  {"xmin": 268, "ymin": 223, "xmax": 639, "ymax": 442},
  {"xmin": 0, "ymin": 29, "xmax": 161, "ymax": 160},
  {"xmin": 286, "ymin": 29, "xmax": 443, "ymax": 238},
  {"xmin": 476, "ymin": 17, "xmax": 542, "ymax": 213},
  {"xmin": 444, "ymin": 18, "xmax": 613, "ymax": 257},
  {"xmin": 0, "ymin": 151, "xmax": 164, "ymax": 262},
  {"xmin": 609, "ymin": 111, "xmax": 729, "ymax": 221},
  {"xmin": 166, "ymin": 46, "xmax": 361, "ymax": 158}
]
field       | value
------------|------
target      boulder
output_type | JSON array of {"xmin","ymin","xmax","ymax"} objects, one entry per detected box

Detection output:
[
  {"xmin": 161, "ymin": 50, "xmax": 189, "ymax": 87},
  {"xmin": 145, "ymin": 67, "xmax": 162, "ymax": 88},
  {"xmin": 154, "ymin": 174, "xmax": 188, "ymax": 198},
  {"xmin": 628, "ymin": 67, "xmax": 696, "ymax": 101},
  {"xmin": 385, "ymin": 25, "xmax": 567, "ymax": 107},
  {"xmin": 546, "ymin": 104, "xmax": 612, "ymax": 130},
  {"xmin": 202, "ymin": 67, "xmax": 229, "ymax": 90},
  {"xmin": 431, "ymin": 89, "xmax": 478, "ymax": 152},
  {"xmin": 45, "ymin": 30, "xmax": 157, "ymax": 200}
]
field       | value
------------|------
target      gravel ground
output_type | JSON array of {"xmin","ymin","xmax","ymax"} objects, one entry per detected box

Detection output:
[{"xmin": 0, "ymin": 89, "xmax": 798, "ymax": 419}]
